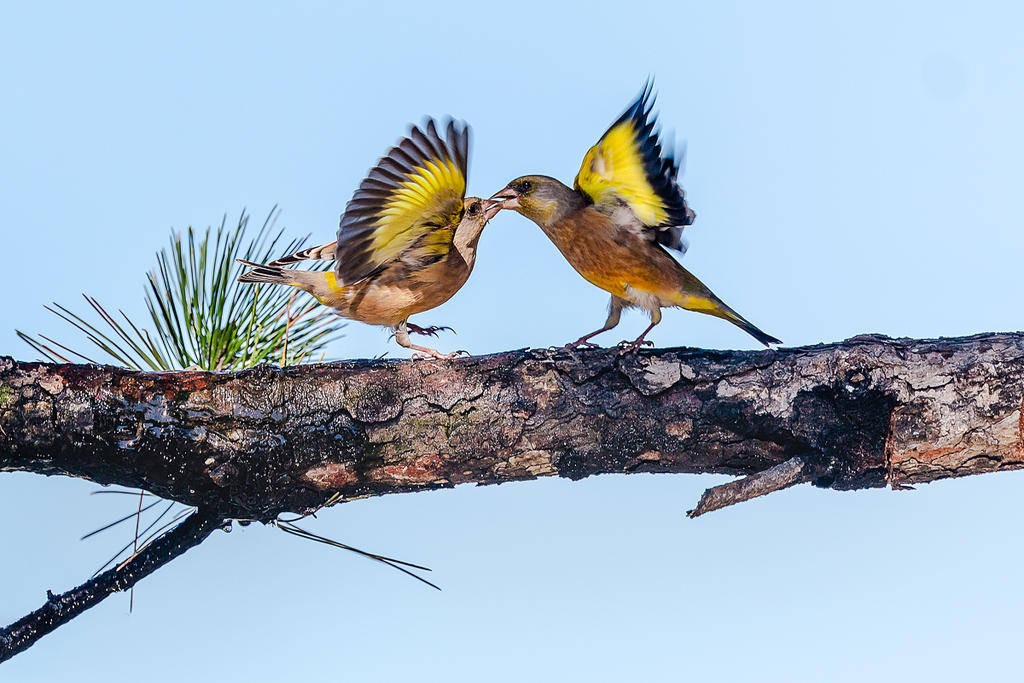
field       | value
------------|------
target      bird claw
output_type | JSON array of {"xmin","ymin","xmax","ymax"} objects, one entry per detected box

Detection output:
[
  {"xmin": 407, "ymin": 324, "xmax": 455, "ymax": 338},
  {"xmin": 617, "ymin": 339, "xmax": 655, "ymax": 355},
  {"xmin": 553, "ymin": 339, "xmax": 601, "ymax": 351},
  {"xmin": 411, "ymin": 348, "xmax": 470, "ymax": 361}
]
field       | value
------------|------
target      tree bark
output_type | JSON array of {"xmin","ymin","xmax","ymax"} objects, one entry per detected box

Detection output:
[
  {"xmin": 4, "ymin": 332, "xmax": 1024, "ymax": 660},
  {"xmin": 3, "ymin": 333, "xmax": 1023, "ymax": 523}
]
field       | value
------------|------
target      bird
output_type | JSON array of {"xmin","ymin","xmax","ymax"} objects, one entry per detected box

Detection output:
[
  {"xmin": 490, "ymin": 82, "xmax": 781, "ymax": 352},
  {"xmin": 237, "ymin": 118, "xmax": 500, "ymax": 359}
]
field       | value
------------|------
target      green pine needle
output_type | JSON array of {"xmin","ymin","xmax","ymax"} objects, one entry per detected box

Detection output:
[{"xmin": 18, "ymin": 207, "xmax": 342, "ymax": 371}]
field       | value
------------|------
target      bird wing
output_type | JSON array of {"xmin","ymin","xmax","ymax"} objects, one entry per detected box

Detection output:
[
  {"xmin": 574, "ymin": 82, "xmax": 694, "ymax": 251},
  {"xmin": 334, "ymin": 119, "xmax": 469, "ymax": 285}
]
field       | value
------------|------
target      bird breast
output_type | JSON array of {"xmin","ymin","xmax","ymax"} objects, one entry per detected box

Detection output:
[
  {"xmin": 543, "ymin": 208, "xmax": 684, "ymax": 309},
  {"xmin": 317, "ymin": 254, "xmax": 472, "ymax": 327}
]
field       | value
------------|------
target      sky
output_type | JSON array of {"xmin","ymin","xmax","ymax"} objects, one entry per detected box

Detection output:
[{"xmin": 2, "ymin": 1, "xmax": 1023, "ymax": 680}]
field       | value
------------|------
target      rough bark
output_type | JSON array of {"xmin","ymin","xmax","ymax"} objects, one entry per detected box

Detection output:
[
  {"xmin": 4, "ymin": 332, "xmax": 1024, "ymax": 661},
  {"xmin": 3, "ymin": 332, "xmax": 1023, "ymax": 524},
  {"xmin": 687, "ymin": 455, "xmax": 820, "ymax": 517}
]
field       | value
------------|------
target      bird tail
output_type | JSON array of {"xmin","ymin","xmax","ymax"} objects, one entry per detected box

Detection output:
[
  {"xmin": 236, "ymin": 259, "xmax": 300, "ymax": 287},
  {"xmin": 671, "ymin": 267, "xmax": 782, "ymax": 348},
  {"xmin": 715, "ymin": 306, "xmax": 782, "ymax": 348},
  {"xmin": 267, "ymin": 241, "xmax": 337, "ymax": 268},
  {"xmin": 675, "ymin": 291, "xmax": 781, "ymax": 348}
]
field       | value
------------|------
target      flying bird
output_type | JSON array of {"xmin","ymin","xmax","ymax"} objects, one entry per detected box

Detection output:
[
  {"xmin": 491, "ymin": 83, "xmax": 781, "ymax": 351},
  {"xmin": 238, "ymin": 119, "xmax": 500, "ymax": 359}
]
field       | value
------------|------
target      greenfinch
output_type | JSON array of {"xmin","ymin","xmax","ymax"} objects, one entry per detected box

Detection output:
[
  {"xmin": 492, "ymin": 83, "xmax": 781, "ymax": 351},
  {"xmin": 238, "ymin": 119, "xmax": 500, "ymax": 359}
]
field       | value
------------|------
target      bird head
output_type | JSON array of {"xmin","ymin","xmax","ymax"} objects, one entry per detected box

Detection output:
[
  {"xmin": 454, "ymin": 197, "xmax": 501, "ymax": 249},
  {"xmin": 462, "ymin": 197, "xmax": 501, "ymax": 228},
  {"xmin": 490, "ymin": 175, "xmax": 578, "ymax": 228}
]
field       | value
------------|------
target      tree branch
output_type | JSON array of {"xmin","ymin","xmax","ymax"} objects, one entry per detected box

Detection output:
[
  {"xmin": 3, "ymin": 333, "xmax": 1024, "ymax": 522},
  {"xmin": 0, "ymin": 510, "xmax": 224, "ymax": 663},
  {"xmin": 686, "ymin": 454, "xmax": 821, "ymax": 517},
  {"xmin": 3, "ymin": 332, "xmax": 1024, "ymax": 660}
]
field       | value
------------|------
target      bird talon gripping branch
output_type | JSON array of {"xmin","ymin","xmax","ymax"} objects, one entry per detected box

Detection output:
[
  {"xmin": 617, "ymin": 338, "xmax": 655, "ymax": 355},
  {"xmin": 237, "ymin": 119, "xmax": 500, "ymax": 358},
  {"xmin": 411, "ymin": 348, "xmax": 465, "ymax": 361},
  {"xmin": 556, "ymin": 339, "xmax": 601, "ymax": 351},
  {"xmin": 618, "ymin": 337, "xmax": 655, "ymax": 348},
  {"xmin": 491, "ymin": 81, "xmax": 781, "ymax": 350}
]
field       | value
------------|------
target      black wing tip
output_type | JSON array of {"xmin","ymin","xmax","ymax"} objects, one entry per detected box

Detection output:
[
  {"xmin": 368, "ymin": 116, "xmax": 471, "ymax": 185},
  {"xmin": 608, "ymin": 78, "xmax": 696, "ymax": 227},
  {"xmin": 612, "ymin": 78, "xmax": 656, "ymax": 128},
  {"xmin": 412, "ymin": 116, "xmax": 471, "ymax": 176},
  {"xmin": 369, "ymin": 117, "xmax": 472, "ymax": 189},
  {"xmin": 338, "ymin": 116, "xmax": 471, "ymax": 241}
]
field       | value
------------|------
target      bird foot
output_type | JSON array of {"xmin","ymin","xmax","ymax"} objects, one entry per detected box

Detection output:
[
  {"xmin": 553, "ymin": 338, "xmax": 601, "ymax": 351},
  {"xmin": 617, "ymin": 339, "xmax": 654, "ymax": 355},
  {"xmin": 411, "ymin": 348, "xmax": 470, "ymax": 361},
  {"xmin": 406, "ymin": 323, "xmax": 455, "ymax": 338}
]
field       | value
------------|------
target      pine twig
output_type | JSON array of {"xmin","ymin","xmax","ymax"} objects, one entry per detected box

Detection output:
[{"xmin": 0, "ymin": 511, "xmax": 224, "ymax": 663}]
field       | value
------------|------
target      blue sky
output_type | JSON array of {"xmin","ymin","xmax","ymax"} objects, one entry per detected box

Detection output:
[{"xmin": 3, "ymin": 1, "xmax": 1023, "ymax": 680}]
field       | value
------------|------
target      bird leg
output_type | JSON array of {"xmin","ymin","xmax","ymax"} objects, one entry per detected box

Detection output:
[
  {"xmin": 558, "ymin": 296, "xmax": 625, "ymax": 350},
  {"xmin": 394, "ymin": 321, "xmax": 467, "ymax": 360},
  {"xmin": 618, "ymin": 308, "xmax": 661, "ymax": 354},
  {"xmin": 406, "ymin": 323, "xmax": 455, "ymax": 338}
]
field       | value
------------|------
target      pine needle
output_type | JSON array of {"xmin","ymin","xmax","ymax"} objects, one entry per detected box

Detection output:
[
  {"xmin": 275, "ymin": 520, "xmax": 440, "ymax": 591},
  {"xmin": 19, "ymin": 207, "xmax": 343, "ymax": 371}
]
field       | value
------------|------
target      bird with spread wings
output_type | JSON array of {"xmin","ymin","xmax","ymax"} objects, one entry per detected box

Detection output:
[
  {"xmin": 238, "ymin": 119, "xmax": 500, "ymax": 359},
  {"xmin": 491, "ymin": 82, "xmax": 780, "ymax": 351}
]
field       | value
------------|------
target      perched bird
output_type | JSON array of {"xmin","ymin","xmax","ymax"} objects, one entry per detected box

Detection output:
[
  {"xmin": 491, "ymin": 83, "xmax": 781, "ymax": 351},
  {"xmin": 238, "ymin": 119, "xmax": 500, "ymax": 359}
]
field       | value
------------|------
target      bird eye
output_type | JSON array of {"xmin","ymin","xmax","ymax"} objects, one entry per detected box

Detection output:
[
  {"xmin": 468, "ymin": 202, "xmax": 480, "ymax": 215},
  {"xmin": 519, "ymin": 180, "xmax": 533, "ymax": 193}
]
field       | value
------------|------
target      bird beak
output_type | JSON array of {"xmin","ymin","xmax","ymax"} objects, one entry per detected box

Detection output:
[
  {"xmin": 489, "ymin": 187, "xmax": 520, "ymax": 210},
  {"xmin": 481, "ymin": 198, "xmax": 502, "ymax": 220}
]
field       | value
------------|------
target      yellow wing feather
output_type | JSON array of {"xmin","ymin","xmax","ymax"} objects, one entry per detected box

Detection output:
[
  {"xmin": 576, "ymin": 121, "xmax": 669, "ymax": 226},
  {"xmin": 574, "ymin": 83, "xmax": 694, "ymax": 239},
  {"xmin": 371, "ymin": 157, "xmax": 464, "ymax": 253},
  {"xmin": 335, "ymin": 120, "xmax": 470, "ymax": 285}
]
